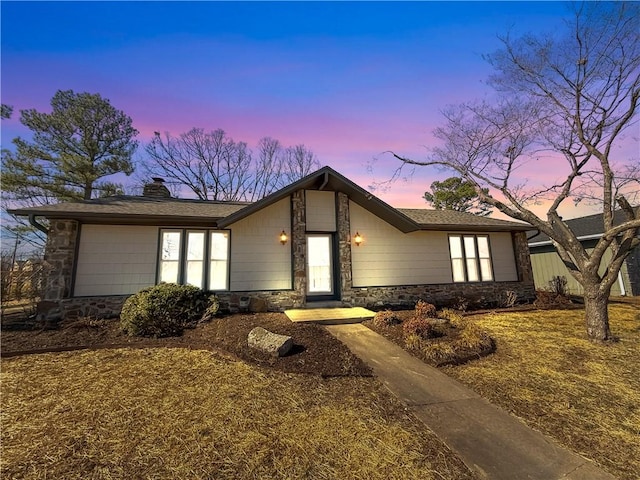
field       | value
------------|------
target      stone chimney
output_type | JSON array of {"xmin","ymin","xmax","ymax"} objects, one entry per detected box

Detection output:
[{"xmin": 143, "ymin": 177, "xmax": 171, "ymax": 198}]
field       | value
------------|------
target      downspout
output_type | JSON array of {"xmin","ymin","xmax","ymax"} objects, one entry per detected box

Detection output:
[
  {"xmin": 617, "ymin": 270, "xmax": 627, "ymax": 296},
  {"xmin": 29, "ymin": 214, "xmax": 49, "ymax": 234},
  {"xmin": 319, "ymin": 171, "xmax": 329, "ymax": 190}
]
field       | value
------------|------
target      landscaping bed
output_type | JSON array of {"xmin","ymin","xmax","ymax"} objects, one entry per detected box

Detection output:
[
  {"xmin": 0, "ymin": 313, "xmax": 371, "ymax": 377},
  {"xmin": 363, "ymin": 307, "xmax": 496, "ymax": 367}
]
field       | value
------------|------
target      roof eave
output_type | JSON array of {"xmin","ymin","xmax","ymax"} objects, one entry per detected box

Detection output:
[
  {"xmin": 9, "ymin": 211, "xmax": 225, "ymax": 227},
  {"xmin": 417, "ymin": 223, "xmax": 530, "ymax": 232}
]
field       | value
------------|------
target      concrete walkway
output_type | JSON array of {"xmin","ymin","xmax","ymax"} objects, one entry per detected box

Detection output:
[{"xmin": 325, "ymin": 323, "xmax": 615, "ymax": 480}]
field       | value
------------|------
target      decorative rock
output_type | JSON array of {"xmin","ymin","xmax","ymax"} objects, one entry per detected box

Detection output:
[{"xmin": 247, "ymin": 327, "xmax": 293, "ymax": 357}]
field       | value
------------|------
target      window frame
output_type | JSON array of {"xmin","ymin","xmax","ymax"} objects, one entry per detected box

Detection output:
[
  {"xmin": 448, "ymin": 234, "xmax": 494, "ymax": 283},
  {"xmin": 157, "ymin": 228, "xmax": 230, "ymax": 291}
]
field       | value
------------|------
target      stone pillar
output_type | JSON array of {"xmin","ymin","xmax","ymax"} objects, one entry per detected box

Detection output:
[
  {"xmin": 513, "ymin": 231, "xmax": 534, "ymax": 284},
  {"xmin": 291, "ymin": 190, "xmax": 307, "ymax": 304},
  {"xmin": 42, "ymin": 219, "xmax": 79, "ymax": 301},
  {"xmin": 337, "ymin": 192, "xmax": 353, "ymax": 304}
]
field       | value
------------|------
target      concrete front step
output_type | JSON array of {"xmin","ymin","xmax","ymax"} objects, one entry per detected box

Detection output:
[{"xmin": 284, "ymin": 307, "xmax": 375, "ymax": 325}]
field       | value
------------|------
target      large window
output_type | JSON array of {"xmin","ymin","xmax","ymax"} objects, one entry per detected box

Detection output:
[
  {"xmin": 159, "ymin": 229, "xmax": 229, "ymax": 290},
  {"xmin": 448, "ymin": 235, "xmax": 493, "ymax": 282}
]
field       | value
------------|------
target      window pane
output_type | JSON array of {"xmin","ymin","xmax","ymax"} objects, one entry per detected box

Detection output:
[
  {"xmin": 466, "ymin": 258, "xmax": 479, "ymax": 282},
  {"xmin": 161, "ymin": 231, "xmax": 181, "ymax": 261},
  {"xmin": 480, "ymin": 258, "xmax": 493, "ymax": 281},
  {"xmin": 209, "ymin": 232, "xmax": 229, "ymax": 290},
  {"xmin": 184, "ymin": 232, "xmax": 205, "ymax": 288},
  {"xmin": 160, "ymin": 231, "xmax": 181, "ymax": 284},
  {"xmin": 449, "ymin": 236, "xmax": 462, "ymax": 258},
  {"xmin": 211, "ymin": 232, "xmax": 229, "ymax": 260},
  {"xmin": 464, "ymin": 236, "xmax": 477, "ymax": 258},
  {"xmin": 452, "ymin": 258, "xmax": 466, "ymax": 282},
  {"xmin": 209, "ymin": 261, "xmax": 227, "ymax": 290},
  {"xmin": 187, "ymin": 232, "xmax": 205, "ymax": 260},
  {"xmin": 160, "ymin": 261, "xmax": 179, "ymax": 284},
  {"xmin": 186, "ymin": 261, "xmax": 204, "ymax": 288},
  {"xmin": 477, "ymin": 236, "xmax": 490, "ymax": 258}
]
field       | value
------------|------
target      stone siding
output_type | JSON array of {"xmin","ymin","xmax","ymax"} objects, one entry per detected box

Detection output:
[
  {"xmin": 41, "ymin": 219, "xmax": 79, "ymax": 301},
  {"xmin": 216, "ymin": 290, "xmax": 303, "ymax": 313},
  {"xmin": 343, "ymin": 281, "xmax": 535, "ymax": 309},
  {"xmin": 60, "ymin": 296, "xmax": 129, "ymax": 319}
]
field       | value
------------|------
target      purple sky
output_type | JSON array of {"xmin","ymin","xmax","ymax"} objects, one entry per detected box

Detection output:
[{"xmin": 2, "ymin": 1, "xmax": 633, "ymax": 218}]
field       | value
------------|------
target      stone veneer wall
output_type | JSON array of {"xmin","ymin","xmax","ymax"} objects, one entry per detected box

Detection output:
[
  {"xmin": 60, "ymin": 296, "xmax": 129, "ymax": 319},
  {"xmin": 41, "ymin": 219, "xmax": 79, "ymax": 302},
  {"xmin": 344, "ymin": 281, "xmax": 535, "ymax": 309},
  {"xmin": 291, "ymin": 189, "xmax": 307, "ymax": 300},
  {"xmin": 337, "ymin": 192, "xmax": 353, "ymax": 298}
]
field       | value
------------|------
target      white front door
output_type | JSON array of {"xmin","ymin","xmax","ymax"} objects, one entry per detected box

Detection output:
[{"xmin": 306, "ymin": 234, "xmax": 333, "ymax": 295}]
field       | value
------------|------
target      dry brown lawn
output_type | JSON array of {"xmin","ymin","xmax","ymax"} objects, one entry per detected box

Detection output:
[
  {"xmin": 1, "ymin": 348, "xmax": 475, "ymax": 480},
  {"xmin": 442, "ymin": 303, "xmax": 639, "ymax": 480}
]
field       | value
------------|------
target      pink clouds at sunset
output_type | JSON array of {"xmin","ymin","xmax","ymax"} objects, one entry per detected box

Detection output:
[{"xmin": 2, "ymin": 1, "xmax": 636, "ymax": 220}]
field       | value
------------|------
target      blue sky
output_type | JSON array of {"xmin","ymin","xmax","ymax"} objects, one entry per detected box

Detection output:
[{"xmin": 2, "ymin": 1, "xmax": 592, "ymax": 211}]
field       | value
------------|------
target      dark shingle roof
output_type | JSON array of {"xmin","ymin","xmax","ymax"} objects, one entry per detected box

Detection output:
[
  {"xmin": 8, "ymin": 196, "xmax": 249, "ymax": 226},
  {"xmin": 398, "ymin": 208, "xmax": 529, "ymax": 231},
  {"xmin": 527, "ymin": 208, "xmax": 640, "ymax": 244},
  {"xmin": 8, "ymin": 166, "xmax": 529, "ymax": 232}
]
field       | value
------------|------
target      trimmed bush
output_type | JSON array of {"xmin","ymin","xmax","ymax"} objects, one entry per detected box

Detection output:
[
  {"xmin": 402, "ymin": 316, "xmax": 435, "ymax": 339},
  {"xmin": 120, "ymin": 283, "xmax": 209, "ymax": 337},
  {"xmin": 415, "ymin": 300, "xmax": 436, "ymax": 318},
  {"xmin": 373, "ymin": 310, "xmax": 401, "ymax": 327}
]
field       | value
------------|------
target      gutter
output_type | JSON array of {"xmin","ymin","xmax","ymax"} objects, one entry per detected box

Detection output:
[{"xmin": 528, "ymin": 233, "xmax": 605, "ymax": 247}]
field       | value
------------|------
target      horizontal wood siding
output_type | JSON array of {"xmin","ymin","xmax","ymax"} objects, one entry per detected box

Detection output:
[
  {"xmin": 229, "ymin": 197, "xmax": 292, "ymax": 291},
  {"xmin": 489, "ymin": 232, "xmax": 518, "ymax": 282},
  {"xmin": 74, "ymin": 225, "xmax": 158, "ymax": 296},
  {"xmin": 305, "ymin": 190, "xmax": 336, "ymax": 231},
  {"xmin": 350, "ymin": 202, "xmax": 520, "ymax": 287},
  {"xmin": 350, "ymin": 202, "xmax": 451, "ymax": 286}
]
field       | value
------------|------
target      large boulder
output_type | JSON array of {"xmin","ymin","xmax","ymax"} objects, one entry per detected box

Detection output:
[{"xmin": 247, "ymin": 327, "xmax": 293, "ymax": 357}]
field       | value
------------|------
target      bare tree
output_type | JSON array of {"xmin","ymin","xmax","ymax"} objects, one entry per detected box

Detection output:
[
  {"xmin": 393, "ymin": 2, "xmax": 639, "ymax": 342},
  {"xmin": 143, "ymin": 129, "xmax": 319, "ymax": 201}
]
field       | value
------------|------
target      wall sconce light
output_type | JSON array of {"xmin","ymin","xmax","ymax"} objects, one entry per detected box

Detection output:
[
  {"xmin": 353, "ymin": 232, "xmax": 363, "ymax": 246},
  {"xmin": 279, "ymin": 230, "xmax": 288, "ymax": 245}
]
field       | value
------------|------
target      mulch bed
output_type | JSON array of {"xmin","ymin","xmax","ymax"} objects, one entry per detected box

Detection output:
[
  {"xmin": 363, "ymin": 310, "xmax": 496, "ymax": 367},
  {"xmin": 1, "ymin": 313, "xmax": 372, "ymax": 377}
]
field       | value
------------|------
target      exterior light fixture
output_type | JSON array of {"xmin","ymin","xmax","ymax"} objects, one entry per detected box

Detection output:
[
  {"xmin": 353, "ymin": 232, "xmax": 363, "ymax": 246},
  {"xmin": 279, "ymin": 230, "xmax": 288, "ymax": 245}
]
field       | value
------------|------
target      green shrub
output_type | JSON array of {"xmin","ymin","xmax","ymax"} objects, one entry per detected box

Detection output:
[
  {"xmin": 402, "ymin": 316, "xmax": 435, "ymax": 339},
  {"xmin": 120, "ymin": 283, "xmax": 209, "ymax": 337},
  {"xmin": 415, "ymin": 300, "xmax": 436, "ymax": 318},
  {"xmin": 373, "ymin": 310, "xmax": 401, "ymax": 327}
]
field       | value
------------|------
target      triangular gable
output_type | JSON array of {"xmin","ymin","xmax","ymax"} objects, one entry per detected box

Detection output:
[{"xmin": 217, "ymin": 166, "xmax": 421, "ymax": 233}]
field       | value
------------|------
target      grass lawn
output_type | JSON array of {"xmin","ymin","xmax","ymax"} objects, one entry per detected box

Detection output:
[
  {"xmin": 442, "ymin": 303, "xmax": 639, "ymax": 480},
  {"xmin": 1, "ymin": 348, "xmax": 475, "ymax": 480}
]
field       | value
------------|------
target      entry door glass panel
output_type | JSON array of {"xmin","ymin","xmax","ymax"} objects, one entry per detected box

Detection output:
[{"xmin": 307, "ymin": 235, "xmax": 332, "ymax": 294}]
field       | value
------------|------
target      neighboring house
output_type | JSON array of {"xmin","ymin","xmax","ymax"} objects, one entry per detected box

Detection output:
[
  {"xmin": 527, "ymin": 210, "xmax": 640, "ymax": 297},
  {"xmin": 9, "ymin": 167, "xmax": 535, "ymax": 318}
]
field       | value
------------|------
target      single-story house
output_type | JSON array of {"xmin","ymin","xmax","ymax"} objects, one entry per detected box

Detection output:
[
  {"xmin": 9, "ymin": 166, "xmax": 535, "ymax": 318},
  {"xmin": 527, "ymin": 210, "xmax": 640, "ymax": 296}
]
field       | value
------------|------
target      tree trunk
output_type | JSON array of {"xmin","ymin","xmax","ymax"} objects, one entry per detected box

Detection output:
[{"xmin": 583, "ymin": 289, "xmax": 613, "ymax": 342}]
